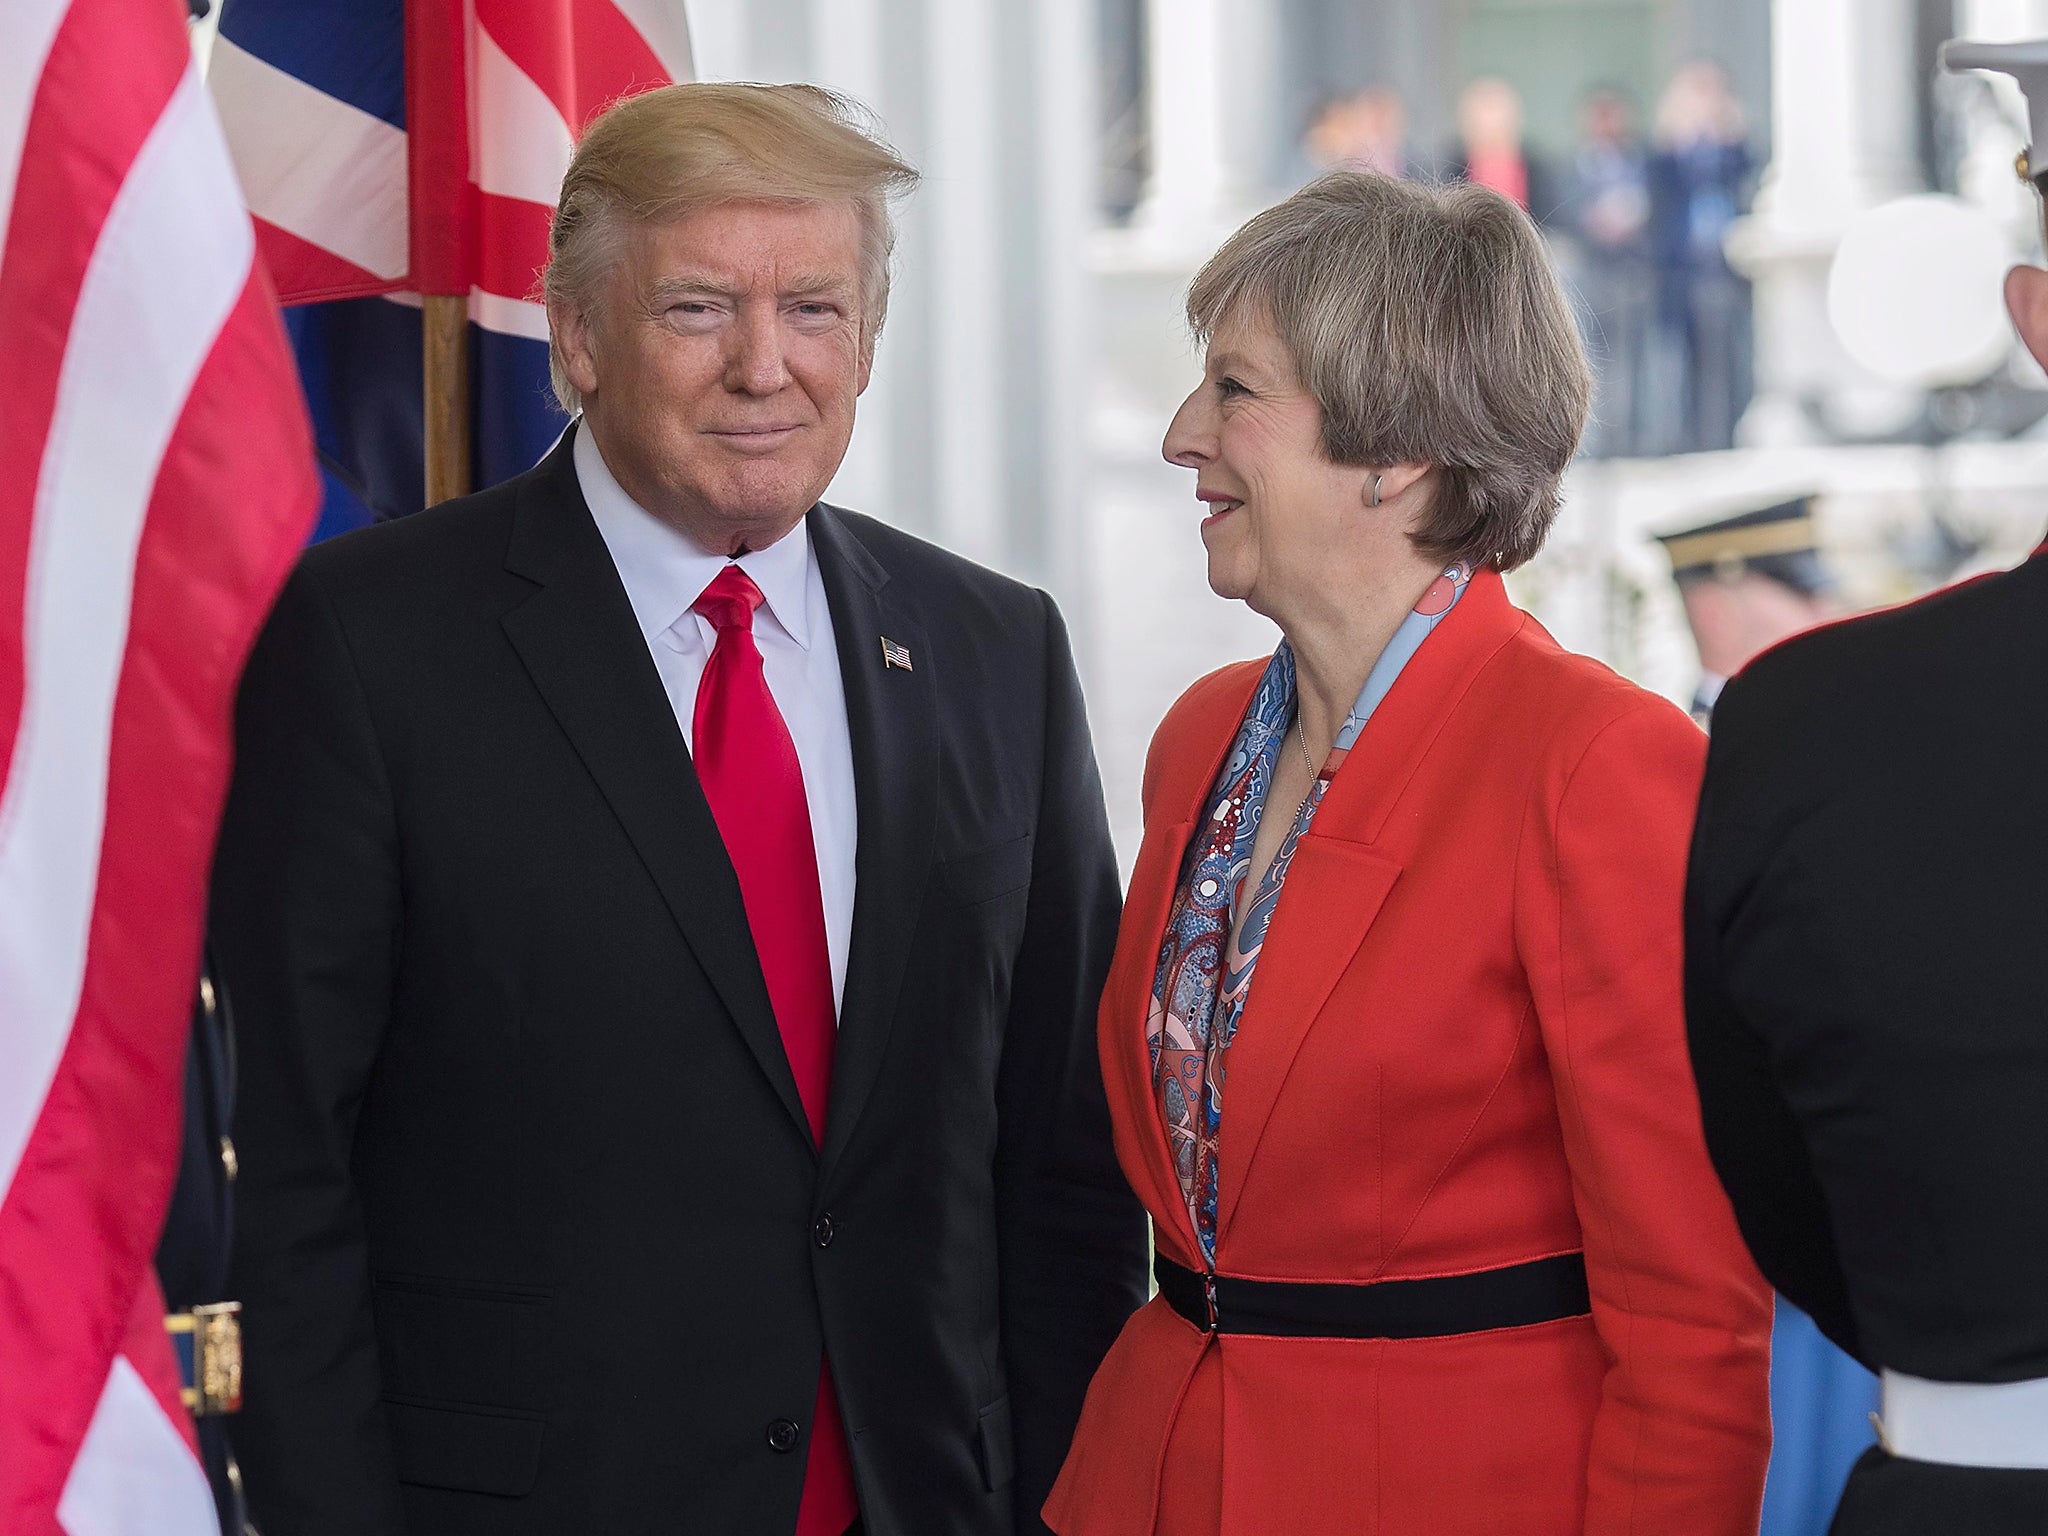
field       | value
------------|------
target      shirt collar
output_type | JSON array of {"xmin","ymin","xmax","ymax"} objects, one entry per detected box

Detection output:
[{"xmin": 574, "ymin": 421, "xmax": 814, "ymax": 650}]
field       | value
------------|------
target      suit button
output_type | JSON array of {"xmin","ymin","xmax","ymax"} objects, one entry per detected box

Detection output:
[
  {"xmin": 767, "ymin": 1419, "xmax": 801, "ymax": 1453},
  {"xmin": 814, "ymin": 1214, "xmax": 835, "ymax": 1248}
]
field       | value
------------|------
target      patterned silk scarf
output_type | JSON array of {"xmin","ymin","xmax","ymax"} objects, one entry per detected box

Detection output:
[{"xmin": 1148, "ymin": 563, "xmax": 1472, "ymax": 1264}]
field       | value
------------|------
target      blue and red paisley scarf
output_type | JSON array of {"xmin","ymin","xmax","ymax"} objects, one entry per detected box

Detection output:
[{"xmin": 1147, "ymin": 563, "xmax": 1472, "ymax": 1263}]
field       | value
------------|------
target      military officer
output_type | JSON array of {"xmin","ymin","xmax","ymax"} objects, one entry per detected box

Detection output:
[
  {"xmin": 1654, "ymin": 495, "xmax": 1836, "ymax": 727},
  {"xmin": 1684, "ymin": 189, "xmax": 2048, "ymax": 1536},
  {"xmin": 1655, "ymin": 498, "xmax": 1876, "ymax": 1533},
  {"xmin": 156, "ymin": 957, "xmax": 246, "ymax": 1535}
]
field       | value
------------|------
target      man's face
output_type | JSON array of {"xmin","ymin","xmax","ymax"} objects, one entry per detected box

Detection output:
[
  {"xmin": 554, "ymin": 199, "xmax": 870, "ymax": 555},
  {"xmin": 1681, "ymin": 573, "xmax": 1831, "ymax": 677}
]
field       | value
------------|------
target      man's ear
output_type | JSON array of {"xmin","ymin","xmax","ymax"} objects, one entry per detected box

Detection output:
[
  {"xmin": 549, "ymin": 299, "xmax": 601, "ymax": 399},
  {"xmin": 2004, "ymin": 264, "xmax": 2048, "ymax": 372}
]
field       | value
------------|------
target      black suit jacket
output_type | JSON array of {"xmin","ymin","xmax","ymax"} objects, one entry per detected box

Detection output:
[
  {"xmin": 1685, "ymin": 544, "xmax": 2048, "ymax": 1531},
  {"xmin": 215, "ymin": 432, "xmax": 1147, "ymax": 1536}
]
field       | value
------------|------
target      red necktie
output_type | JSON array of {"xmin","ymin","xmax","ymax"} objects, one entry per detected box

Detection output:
[{"xmin": 690, "ymin": 565, "xmax": 858, "ymax": 1536}]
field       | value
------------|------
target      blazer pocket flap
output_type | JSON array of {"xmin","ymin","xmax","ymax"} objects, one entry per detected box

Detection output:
[
  {"xmin": 372, "ymin": 1276, "xmax": 546, "ymax": 1409},
  {"xmin": 977, "ymin": 1394, "xmax": 1015, "ymax": 1492},
  {"xmin": 387, "ymin": 1400, "xmax": 543, "ymax": 1496},
  {"xmin": 938, "ymin": 834, "xmax": 1033, "ymax": 906}
]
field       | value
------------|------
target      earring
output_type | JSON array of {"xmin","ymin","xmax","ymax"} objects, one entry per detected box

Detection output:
[{"xmin": 1371, "ymin": 474, "xmax": 1383, "ymax": 508}]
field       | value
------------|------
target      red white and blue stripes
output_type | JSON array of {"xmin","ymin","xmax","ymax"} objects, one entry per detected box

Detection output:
[{"xmin": 0, "ymin": 1, "xmax": 319, "ymax": 1531}]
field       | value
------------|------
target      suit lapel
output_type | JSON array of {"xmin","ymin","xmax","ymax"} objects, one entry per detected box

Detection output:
[
  {"xmin": 808, "ymin": 508, "xmax": 938, "ymax": 1175},
  {"xmin": 1213, "ymin": 572, "xmax": 1524, "ymax": 1247},
  {"xmin": 498, "ymin": 434, "xmax": 813, "ymax": 1149}
]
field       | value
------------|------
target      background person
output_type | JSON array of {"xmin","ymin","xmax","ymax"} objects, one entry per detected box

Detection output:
[
  {"xmin": 1565, "ymin": 87, "xmax": 1655, "ymax": 459},
  {"xmin": 1302, "ymin": 86, "xmax": 1410, "ymax": 181},
  {"xmin": 1447, "ymin": 76, "xmax": 1555, "ymax": 220},
  {"xmin": 1648, "ymin": 59, "xmax": 1756, "ymax": 453},
  {"xmin": 1044, "ymin": 171, "xmax": 1771, "ymax": 1536},
  {"xmin": 216, "ymin": 83, "xmax": 1146, "ymax": 1536},
  {"xmin": 1654, "ymin": 496, "xmax": 1838, "ymax": 726},
  {"xmin": 1685, "ymin": 263, "xmax": 2048, "ymax": 1536}
]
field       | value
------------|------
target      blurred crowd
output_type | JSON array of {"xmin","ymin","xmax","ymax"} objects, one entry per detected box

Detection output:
[{"xmin": 1305, "ymin": 62, "xmax": 1756, "ymax": 460}]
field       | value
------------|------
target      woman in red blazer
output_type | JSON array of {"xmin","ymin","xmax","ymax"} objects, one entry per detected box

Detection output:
[{"xmin": 1045, "ymin": 174, "xmax": 1770, "ymax": 1534}]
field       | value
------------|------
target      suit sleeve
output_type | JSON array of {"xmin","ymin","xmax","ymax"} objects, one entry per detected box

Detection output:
[
  {"xmin": 1515, "ymin": 699, "xmax": 1772, "ymax": 1536},
  {"xmin": 1684, "ymin": 679, "xmax": 1863, "ymax": 1360},
  {"xmin": 214, "ymin": 561, "xmax": 408, "ymax": 1536},
  {"xmin": 994, "ymin": 592, "xmax": 1149, "ymax": 1535}
]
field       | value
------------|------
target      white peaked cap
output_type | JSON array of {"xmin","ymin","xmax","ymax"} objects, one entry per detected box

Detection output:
[{"xmin": 1944, "ymin": 38, "xmax": 2048, "ymax": 162}]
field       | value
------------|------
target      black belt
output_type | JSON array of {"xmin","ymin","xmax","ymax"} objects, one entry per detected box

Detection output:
[{"xmin": 1155, "ymin": 1251, "xmax": 1591, "ymax": 1339}]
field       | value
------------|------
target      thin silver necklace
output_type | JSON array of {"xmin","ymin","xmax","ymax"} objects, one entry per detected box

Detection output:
[{"xmin": 1294, "ymin": 709, "xmax": 1317, "ymax": 779}]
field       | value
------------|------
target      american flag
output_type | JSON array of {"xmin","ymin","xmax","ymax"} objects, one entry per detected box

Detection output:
[
  {"xmin": 208, "ymin": 0, "xmax": 694, "ymax": 533},
  {"xmin": 0, "ymin": 0, "xmax": 319, "ymax": 1530}
]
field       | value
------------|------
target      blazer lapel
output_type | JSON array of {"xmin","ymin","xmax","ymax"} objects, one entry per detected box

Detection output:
[
  {"xmin": 808, "ymin": 507, "xmax": 938, "ymax": 1175},
  {"xmin": 498, "ymin": 434, "xmax": 813, "ymax": 1149},
  {"xmin": 1212, "ymin": 839, "xmax": 1402, "ymax": 1247},
  {"xmin": 1213, "ymin": 571, "xmax": 1524, "ymax": 1247}
]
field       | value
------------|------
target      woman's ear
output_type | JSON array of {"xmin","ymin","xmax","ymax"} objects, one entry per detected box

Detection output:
[{"xmin": 1367, "ymin": 462, "xmax": 1434, "ymax": 507}]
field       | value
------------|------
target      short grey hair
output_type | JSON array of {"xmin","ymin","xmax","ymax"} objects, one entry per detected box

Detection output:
[
  {"xmin": 542, "ymin": 82, "xmax": 921, "ymax": 414},
  {"xmin": 1186, "ymin": 171, "xmax": 1590, "ymax": 572}
]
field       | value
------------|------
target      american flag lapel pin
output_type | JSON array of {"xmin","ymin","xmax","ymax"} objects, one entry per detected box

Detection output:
[{"xmin": 880, "ymin": 635, "xmax": 914, "ymax": 672}]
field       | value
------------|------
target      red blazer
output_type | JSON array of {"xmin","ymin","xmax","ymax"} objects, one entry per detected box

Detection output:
[{"xmin": 1047, "ymin": 571, "xmax": 1770, "ymax": 1535}]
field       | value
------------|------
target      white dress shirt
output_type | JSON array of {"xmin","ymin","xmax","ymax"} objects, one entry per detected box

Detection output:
[{"xmin": 576, "ymin": 426, "xmax": 858, "ymax": 1018}]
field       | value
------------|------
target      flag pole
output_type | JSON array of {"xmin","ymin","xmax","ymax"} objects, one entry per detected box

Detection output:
[
  {"xmin": 422, "ymin": 296, "xmax": 470, "ymax": 504},
  {"xmin": 407, "ymin": 0, "xmax": 472, "ymax": 506}
]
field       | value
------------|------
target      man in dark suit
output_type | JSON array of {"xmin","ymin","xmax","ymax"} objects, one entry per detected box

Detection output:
[
  {"xmin": 1684, "ymin": 261, "xmax": 2048, "ymax": 1533},
  {"xmin": 215, "ymin": 83, "xmax": 1146, "ymax": 1536}
]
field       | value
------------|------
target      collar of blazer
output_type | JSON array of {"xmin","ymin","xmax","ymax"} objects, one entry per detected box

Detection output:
[
  {"xmin": 1116, "ymin": 568, "xmax": 1527, "ymax": 1258},
  {"xmin": 500, "ymin": 429, "xmax": 938, "ymax": 1169}
]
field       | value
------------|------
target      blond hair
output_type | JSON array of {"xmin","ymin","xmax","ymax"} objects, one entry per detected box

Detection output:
[
  {"xmin": 1186, "ymin": 172, "xmax": 1589, "ymax": 572},
  {"xmin": 543, "ymin": 82, "xmax": 920, "ymax": 413}
]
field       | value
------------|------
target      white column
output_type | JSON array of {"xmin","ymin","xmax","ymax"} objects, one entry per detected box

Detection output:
[
  {"xmin": 1957, "ymin": 0, "xmax": 2048, "ymax": 40},
  {"xmin": 1750, "ymin": 0, "xmax": 1917, "ymax": 230},
  {"xmin": 1730, "ymin": 0, "xmax": 1922, "ymax": 444},
  {"xmin": 1216, "ymin": 0, "xmax": 1285, "ymax": 206},
  {"xmin": 677, "ymin": 0, "xmax": 746, "ymax": 79},
  {"xmin": 1134, "ymin": 0, "xmax": 1231, "ymax": 240},
  {"xmin": 808, "ymin": 0, "xmax": 896, "ymax": 522},
  {"xmin": 1009, "ymin": 0, "xmax": 1097, "ymax": 595},
  {"xmin": 918, "ymin": 0, "xmax": 1006, "ymax": 564}
]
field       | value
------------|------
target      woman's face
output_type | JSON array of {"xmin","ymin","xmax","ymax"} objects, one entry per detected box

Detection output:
[{"xmin": 1162, "ymin": 310, "xmax": 1378, "ymax": 617}]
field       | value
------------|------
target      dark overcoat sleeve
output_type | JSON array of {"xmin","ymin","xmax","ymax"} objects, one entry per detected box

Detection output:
[
  {"xmin": 1682, "ymin": 670, "xmax": 1864, "ymax": 1364},
  {"xmin": 992, "ymin": 592, "xmax": 1149, "ymax": 1535},
  {"xmin": 214, "ymin": 560, "xmax": 409, "ymax": 1535}
]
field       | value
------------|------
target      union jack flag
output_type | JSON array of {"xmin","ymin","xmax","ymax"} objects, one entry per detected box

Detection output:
[
  {"xmin": 209, "ymin": 0, "xmax": 694, "ymax": 533},
  {"xmin": 0, "ymin": 0, "xmax": 319, "ymax": 1530}
]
